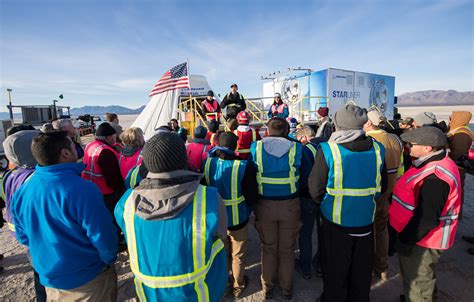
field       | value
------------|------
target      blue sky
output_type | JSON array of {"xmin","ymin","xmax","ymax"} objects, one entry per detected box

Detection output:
[{"xmin": 0, "ymin": 0, "xmax": 472, "ymax": 109}]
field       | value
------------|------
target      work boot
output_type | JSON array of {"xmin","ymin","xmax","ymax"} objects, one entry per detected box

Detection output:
[
  {"xmin": 295, "ymin": 260, "xmax": 312, "ymax": 280},
  {"xmin": 462, "ymin": 235, "xmax": 474, "ymax": 244},
  {"xmin": 232, "ymin": 276, "xmax": 249, "ymax": 299},
  {"xmin": 0, "ymin": 267, "xmax": 3, "ymax": 274},
  {"xmin": 282, "ymin": 291, "xmax": 293, "ymax": 300},
  {"xmin": 263, "ymin": 288, "xmax": 273, "ymax": 300},
  {"xmin": 371, "ymin": 271, "xmax": 388, "ymax": 287},
  {"xmin": 467, "ymin": 248, "xmax": 474, "ymax": 256},
  {"xmin": 0, "ymin": 254, "xmax": 4, "ymax": 260}
]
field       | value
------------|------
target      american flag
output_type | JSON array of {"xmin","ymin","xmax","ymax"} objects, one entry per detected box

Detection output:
[{"xmin": 149, "ymin": 62, "xmax": 190, "ymax": 97}]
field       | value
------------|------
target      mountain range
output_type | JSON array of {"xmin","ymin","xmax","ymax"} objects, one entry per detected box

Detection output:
[
  {"xmin": 397, "ymin": 90, "xmax": 474, "ymax": 106},
  {"xmin": 70, "ymin": 105, "xmax": 146, "ymax": 116},
  {"xmin": 0, "ymin": 90, "xmax": 471, "ymax": 120}
]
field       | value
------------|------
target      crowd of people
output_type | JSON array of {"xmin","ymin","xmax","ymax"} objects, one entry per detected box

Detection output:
[{"xmin": 0, "ymin": 100, "xmax": 472, "ymax": 302}]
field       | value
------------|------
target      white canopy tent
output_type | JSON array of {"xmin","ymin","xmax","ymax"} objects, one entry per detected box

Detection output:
[{"xmin": 132, "ymin": 75, "xmax": 215, "ymax": 140}]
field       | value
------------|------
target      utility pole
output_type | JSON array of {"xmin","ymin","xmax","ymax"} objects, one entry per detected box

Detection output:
[
  {"xmin": 53, "ymin": 99, "xmax": 58, "ymax": 120},
  {"xmin": 52, "ymin": 94, "xmax": 63, "ymax": 120},
  {"xmin": 6, "ymin": 88, "xmax": 13, "ymax": 121}
]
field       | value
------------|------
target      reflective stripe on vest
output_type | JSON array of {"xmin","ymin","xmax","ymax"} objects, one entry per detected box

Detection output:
[
  {"xmin": 210, "ymin": 133, "xmax": 217, "ymax": 146},
  {"xmin": 306, "ymin": 144, "xmax": 317, "ymax": 157},
  {"xmin": 130, "ymin": 166, "xmax": 140, "ymax": 188},
  {"xmin": 234, "ymin": 129, "xmax": 256, "ymax": 153},
  {"xmin": 8, "ymin": 222, "xmax": 16, "ymax": 232},
  {"xmin": 123, "ymin": 186, "xmax": 224, "ymax": 297},
  {"xmin": 83, "ymin": 144, "xmax": 107, "ymax": 178},
  {"xmin": 392, "ymin": 194, "xmax": 415, "ymax": 211},
  {"xmin": 255, "ymin": 141, "xmax": 299, "ymax": 195},
  {"xmin": 203, "ymin": 159, "xmax": 245, "ymax": 226},
  {"xmin": 326, "ymin": 142, "xmax": 382, "ymax": 224}
]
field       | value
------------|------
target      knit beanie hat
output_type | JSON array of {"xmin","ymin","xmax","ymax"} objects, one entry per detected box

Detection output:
[
  {"xmin": 3, "ymin": 129, "xmax": 39, "ymax": 168},
  {"xmin": 194, "ymin": 126, "xmax": 207, "ymax": 139},
  {"xmin": 317, "ymin": 107, "xmax": 329, "ymax": 117},
  {"xmin": 414, "ymin": 112, "xmax": 437, "ymax": 127},
  {"xmin": 333, "ymin": 105, "xmax": 368, "ymax": 130},
  {"xmin": 219, "ymin": 132, "xmax": 238, "ymax": 151},
  {"xmin": 96, "ymin": 122, "xmax": 116, "ymax": 137},
  {"xmin": 367, "ymin": 110, "xmax": 384, "ymax": 126},
  {"xmin": 143, "ymin": 132, "xmax": 187, "ymax": 173}
]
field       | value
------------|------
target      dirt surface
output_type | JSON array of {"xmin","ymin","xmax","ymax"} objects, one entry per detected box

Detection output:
[{"xmin": 1, "ymin": 174, "xmax": 473, "ymax": 302}]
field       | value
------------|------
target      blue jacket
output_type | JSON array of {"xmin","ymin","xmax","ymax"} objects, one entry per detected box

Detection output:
[{"xmin": 11, "ymin": 163, "xmax": 119, "ymax": 290}]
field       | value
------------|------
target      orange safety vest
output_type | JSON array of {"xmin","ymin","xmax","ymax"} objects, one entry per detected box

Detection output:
[
  {"xmin": 186, "ymin": 142, "xmax": 211, "ymax": 173},
  {"xmin": 271, "ymin": 103, "xmax": 287, "ymax": 114},
  {"xmin": 82, "ymin": 140, "xmax": 118, "ymax": 195},
  {"xmin": 389, "ymin": 155, "xmax": 461, "ymax": 250},
  {"xmin": 234, "ymin": 129, "xmax": 257, "ymax": 159},
  {"xmin": 118, "ymin": 148, "xmax": 143, "ymax": 180},
  {"xmin": 202, "ymin": 100, "xmax": 221, "ymax": 120}
]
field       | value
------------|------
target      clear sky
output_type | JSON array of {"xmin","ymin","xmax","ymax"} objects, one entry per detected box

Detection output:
[{"xmin": 0, "ymin": 0, "xmax": 472, "ymax": 109}]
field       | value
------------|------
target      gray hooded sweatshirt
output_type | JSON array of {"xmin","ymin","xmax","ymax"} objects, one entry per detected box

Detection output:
[{"xmin": 132, "ymin": 170, "xmax": 227, "ymax": 239}]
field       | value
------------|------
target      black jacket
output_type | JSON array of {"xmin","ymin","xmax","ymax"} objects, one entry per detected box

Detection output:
[
  {"xmin": 308, "ymin": 136, "xmax": 388, "ymax": 234},
  {"xmin": 398, "ymin": 151, "xmax": 450, "ymax": 245},
  {"xmin": 221, "ymin": 92, "xmax": 246, "ymax": 119}
]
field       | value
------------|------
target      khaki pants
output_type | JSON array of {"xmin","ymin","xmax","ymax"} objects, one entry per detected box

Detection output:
[
  {"xmin": 254, "ymin": 198, "xmax": 301, "ymax": 295},
  {"xmin": 45, "ymin": 266, "xmax": 118, "ymax": 302},
  {"xmin": 398, "ymin": 242, "xmax": 442, "ymax": 302},
  {"xmin": 225, "ymin": 223, "xmax": 249, "ymax": 290},
  {"xmin": 374, "ymin": 194, "xmax": 389, "ymax": 274}
]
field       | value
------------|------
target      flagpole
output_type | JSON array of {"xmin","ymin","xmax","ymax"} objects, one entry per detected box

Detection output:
[{"xmin": 186, "ymin": 58, "xmax": 196, "ymax": 134}]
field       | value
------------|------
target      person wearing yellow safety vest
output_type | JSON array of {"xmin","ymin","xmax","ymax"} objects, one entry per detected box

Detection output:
[
  {"xmin": 364, "ymin": 110, "xmax": 404, "ymax": 284},
  {"xmin": 308, "ymin": 105, "xmax": 388, "ymax": 302},
  {"xmin": 115, "ymin": 132, "xmax": 228, "ymax": 302},
  {"xmin": 201, "ymin": 132, "xmax": 258, "ymax": 299},
  {"xmin": 248, "ymin": 117, "xmax": 312, "ymax": 300},
  {"xmin": 447, "ymin": 111, "xmax": 474, "ymax": 252},
  {"xmin": 294, "ymin": 126, "xmax": 324, "ymax": 279},
  {"xmin": 447, "ymin": 112, "xmax": 473, "ymax": 206}
]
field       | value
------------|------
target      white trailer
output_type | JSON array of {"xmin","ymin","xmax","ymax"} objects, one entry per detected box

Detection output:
[{"xmin": 262, "ymin": 68, "xmax": 396, "ymax": 121}]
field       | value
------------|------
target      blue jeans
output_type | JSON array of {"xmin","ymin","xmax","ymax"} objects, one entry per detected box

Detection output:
[{"xmin": 298, "ymin": 197, "xmax": 321, "ymax": 274}]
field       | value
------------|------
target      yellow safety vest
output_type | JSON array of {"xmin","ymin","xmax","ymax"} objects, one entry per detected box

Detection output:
[
  {"xmin": 254, "ymin": 140, "xmax": 299, "ymax": 195},
  {"xmin": 123, "ymin": 186, "xmax": 225, "ymax": 301},
  {"xmin": 325, "ymin": 142, "xmax": 383, "ymax": 224}
]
